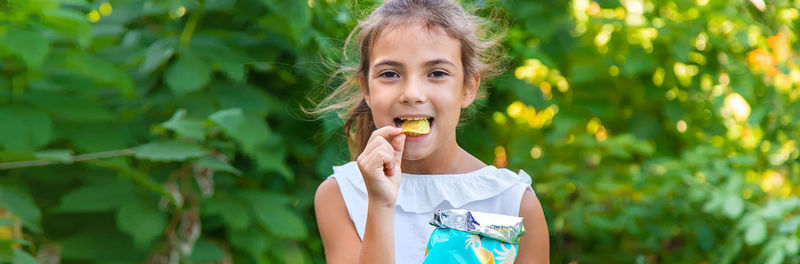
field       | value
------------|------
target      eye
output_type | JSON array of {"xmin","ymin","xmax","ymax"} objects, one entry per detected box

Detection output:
[
  {"xmin": 378, "ymin": 71, "xmax": 399, "ymax": 78},
  {"xmin": 428, "ymin": 70, "xmax": 449, "ymax": 78}
]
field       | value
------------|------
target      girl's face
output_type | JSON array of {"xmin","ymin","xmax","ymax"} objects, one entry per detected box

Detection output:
[{"xmin": 363, "ymin": 22, "xmax": 478, "ymax": 161}]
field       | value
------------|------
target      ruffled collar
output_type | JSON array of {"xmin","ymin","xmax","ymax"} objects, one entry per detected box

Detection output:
[{"xmin": 332, "ymin": 161, "xmax": 533, "ymax": 213}]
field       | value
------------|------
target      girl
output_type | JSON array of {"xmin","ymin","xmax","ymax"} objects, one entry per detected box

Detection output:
[{"xmin": 313, "ymin": 0, "xmax": 549, "ymax": 263}]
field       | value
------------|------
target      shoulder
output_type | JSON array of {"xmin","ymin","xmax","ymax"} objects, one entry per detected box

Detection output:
[
  {"xmin": 519, "ymin": 189, "xmax": 542, "ymax": 217},
  {"xmin": 328, "ymin": 161, "xmax": 368, "ymax": 193},
  {"xmin": 516, "ymin": 188, "xmax": 549, "ymax": 264},
  {"xmin": 315, "ymin": 177, "xmax": 342, "ymax": 207},
  {"xmin": 314, "ymin": 178, "xmax": 348, "ymax": 223},
  {"xmin": 314, "ymin": 177, "xmax": 362, "ymax": 263}
]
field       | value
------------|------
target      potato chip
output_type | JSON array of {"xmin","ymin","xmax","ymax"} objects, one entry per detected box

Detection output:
[{"xmin": 401, "ymin": 119, "xmax": 430, "ymax": 135}]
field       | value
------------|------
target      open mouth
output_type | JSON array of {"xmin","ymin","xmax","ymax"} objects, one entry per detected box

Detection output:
[{"xmin": 394, "ymin": 116, "xmax": 434, "ymax": 136}]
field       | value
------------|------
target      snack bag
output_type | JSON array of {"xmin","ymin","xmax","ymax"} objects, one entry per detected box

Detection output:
[{"xmin": 423, "ymin": 209, "xmax": 525, "ymax": 264}]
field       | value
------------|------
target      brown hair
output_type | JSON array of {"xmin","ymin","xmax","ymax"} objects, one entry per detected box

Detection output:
[{"xmin": 309, "ymin": 0, "xmax": 506, "ymax": 160}]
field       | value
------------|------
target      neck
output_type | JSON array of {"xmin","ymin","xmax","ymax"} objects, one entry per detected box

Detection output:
[{"xmin": 400, "ymin": 139, "xmax": 486, "ymax": 174}]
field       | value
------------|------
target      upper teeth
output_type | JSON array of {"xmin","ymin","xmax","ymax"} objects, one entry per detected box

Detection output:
[{"xmin": 400, "ymin": 117, "xmax": 427, "ymax": 120}]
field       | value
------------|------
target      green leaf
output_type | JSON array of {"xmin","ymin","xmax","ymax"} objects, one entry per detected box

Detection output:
[
  {"xmin": 54, "ymin": 0, "xmax": 89, "ymax": 6},
  {"xmin": 2, "ymin": 29, "xmax": 49, "ymax": 69},
  {"xmin": 62, "ymin": 53, "xmax": 135, "ymax": 97},
  {"xmin": 189, "ymin": 239, "xmax": 225, "ymax": 262},
  {"xmin": 210, "ymin": 109, "xmax": 289, "ymax": 178},
  {"xmin": 33, "ymin": 149, "xmax": 73, "ymax": 163},
  {"xmin": 176, "ymin": 93, "xmax": 218, "ymax": 118},
  {"xmin": 0, "ymin": 219, "xmax": 15, "ymax": 227},
  {"xmin": 570, "ymin": 59, "xmax": 604, "ymax": 84},
  {"xmin": 238, "ymin": 190, "xmax": 291, "ymax": 206},
  {"xmin": 230, "ymin": 115, "xmax": 273, "ymax": 146},
  {"xmin": 764, "ymin": 248, "xmax": 785, "ymax": 264},
  {"xmin": 724, "ymin": 195, "xmax": 744, "ymax": 219},
  {"xmin": 133, "ymin": 141, "xmax": 207, "ymax": 161},
  {"xmin": 229, "ymin": 226, "xmax": 267, "ymax": 256},
  {"xmin": 241, "ymin": 191, "xmax": 306, "ymax": 240},
  {"xmin": 55, "ymin": 181, "xmax": 135, "ymax": 213},
  {"xmin": 621, "ymin": 47, "xmax": 657, "ymax": 77},
  {"xmin": 762, "ymin": 200, "xmax": 783, "ymax": 220},
  {"xmin": 139, "ymin": 37, "xmax": 177, "ymax": 75},
  {"xmin": 58, "ymin": 227, "xmax": 142, "ymax": 260},
  {"xmin": 209, "ymin": 82, "xmax": 271, "ymax": 116},
  {"xmin": 694, "ymin": 224, "xmax": 715, "ymax": 250},
  {"xmin": 87, "ymin": 160, "xmax": 181, "ymax": 208},
  {"xmin": 162, "ymin": 109, "xmax": 206, "ymax": 140},
  {"xmin": 780, "ymin": 216, "xmax": 800, "ymax": 233},
  {"xmin": 796, "ymin": 224, "xmax": 800, "ymax": 240},
  {"xmin": 192, "ymin": 37, "xmax": 249, "ymax": 82},
  {"xmin": 67, "ymin": 125, "xmax": 133, "ymax": 152},
  {"xmin": 744, "ymin": 219, "xmax": 767, "ymax": 246},
  {"xmin": 260, "ymin": 0, "xmax": 312, "ymax": 46},
  {"xmin": 41, "ymin": 9, "xmax": 92, "ymax": 46},
  {"xmin": 0, "ymin": 107, "xmax": 53, "ymax": 152},
  {"xmin": 731, "ymin": 70, "xmax": 756, "ymax": 99},
  {"xmin": 0, "ymin": 185, "xmax": 41, "ymax": 233},
  {"xmin": 209, "ymin": 108, "xmax": 244, "ymax": 133},
  {"xmin": 204, "ymin": 196, "xmax": 250, "ymax": 230},
  {"xmin": 247, "ymin": 136, "xmax": 292, "ymax": 180},
  {"xmin": 785, "ymin": 238, "xmax": 799, "ymax": 255},
  {"xmin": 115, "ymin": 201, "xmax": 167, "ymax": 247},
  {"xmin": 280, "ymin": 243, "xmax": 308, "ymax": 264},
  {"xmin": 665, "ymin": 100, "xmax": 686, "ymax": 121},
  {"xmin": 255, "ymin": 206, "xmax": 307, "ymax": 240},
  {"xmin": 0, "ymin": 152, "xmax": 35, "ymax": 163},
  {"xmin": 0, "ymin": 240, "xmax": 12, "ymax": 261},
  {"xmin": 24, "ymin": 92, "xmax": 114, "ymax": 123},
  {"xmin": 11, "ymin": 250, "xmax": 38, "ymax": 264},
  {"xmin": 165, "ymin": 52, "xmax": 212, "ymax": 96},
  {"xmin": 194, "ymin": 157, "xmax": 240, "ymax": 175}
]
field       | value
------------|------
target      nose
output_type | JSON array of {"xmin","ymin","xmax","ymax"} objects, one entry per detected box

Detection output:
[{"xmin": 399, "ymin": 77, "xmax": 425, "ymax": 104}]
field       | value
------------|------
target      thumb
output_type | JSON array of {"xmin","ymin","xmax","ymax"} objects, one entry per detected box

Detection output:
[{"xmin": 391, "ymin": 133, "xmax": 406, "ymax": 163}]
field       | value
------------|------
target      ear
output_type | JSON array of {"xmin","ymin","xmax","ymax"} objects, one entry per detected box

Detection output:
[
  {"xmin": 461, "ymin": 75, "xmax": 480, "ymax": 108},
  {"xmin": 360, "ymin": 75, "xmax": 370, "ymax": 108}
]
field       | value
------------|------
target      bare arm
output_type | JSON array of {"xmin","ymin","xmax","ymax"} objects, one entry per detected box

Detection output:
[
  {"xmin": 315, "ymin": 178, "xmax": 361, "ymax": 263},
  {"xmin": 361, "ymin": 200, "xmax": 395, "ymax": 263},
  {"xmin": 316, "ymin": 126, "xmax": 405, "ymax": 263},
  {"xmin": 515, "ymin": 189, "xmax": 550, "ymax": 264},
  {"xmin": 315, "ymin": 177, "xmax": 398, "ymax": 264}
]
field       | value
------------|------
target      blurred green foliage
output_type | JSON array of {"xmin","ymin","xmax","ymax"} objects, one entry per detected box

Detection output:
[{"xmin": 0, "ymin": 0, "xmax": 798, "ymax": 263}]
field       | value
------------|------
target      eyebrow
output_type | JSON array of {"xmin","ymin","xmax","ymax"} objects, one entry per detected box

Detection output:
[
  {"xmin": 424, "ymin": 58, "xmax": 456, "ymax": 68},
  {"xmin": 371, "ymin": 58, "xmax": 456, "ymax": 71},
  {"xmin": 371, "ymin": 60, "xmax": 402, "ymax": 71}
]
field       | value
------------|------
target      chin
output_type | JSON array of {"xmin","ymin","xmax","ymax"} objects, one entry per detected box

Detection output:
[{"xmin": 401, "ymin": 148, "xmax": 431, "ymax": 161}]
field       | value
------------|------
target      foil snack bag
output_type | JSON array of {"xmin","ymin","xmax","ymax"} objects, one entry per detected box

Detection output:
[{"xmin": 423, "ymin": 209, "xmax": 525, "ymax": 264}]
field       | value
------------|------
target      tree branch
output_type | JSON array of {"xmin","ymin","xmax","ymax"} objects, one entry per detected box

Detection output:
[{"xmin": 0, "ymin": 148, "xmax": 135, "ymax": 170}]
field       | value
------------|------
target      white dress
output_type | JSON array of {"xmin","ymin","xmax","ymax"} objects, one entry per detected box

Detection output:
[{"xmin": 329, "ymin": 161, "xmax": 535, "ymax": 264}]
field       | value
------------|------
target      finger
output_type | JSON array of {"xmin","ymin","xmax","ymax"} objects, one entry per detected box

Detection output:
[
  {"xmin": 369, "ymin": 126, "xmax": 403, "ymax": 142},
  {"xmin": 360, "ymin": 133, "xmax": 391, "ymax": 161},
  {"xmin": 391, "ymin": 133, "xmax": 406, "ymax": 162},
  {"xmin": 380, "ymin": 151, "xmax": 395, "ymax": 176},
  {"xmin": 364, "ymin": 144, "xmax": 394, "ymax": 173},
  {"xmin": 360, "ymin": 136, "xmax": 383, "ymax": 157}
]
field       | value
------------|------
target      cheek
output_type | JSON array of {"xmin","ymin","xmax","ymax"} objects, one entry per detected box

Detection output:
[
  {"xmin": 366, "ymin": 86, "xmax": 391, "ymax": 108},
  {"xmin": 434, "ymin": 91, "xmax": 464, "ymax": 114},
  {"xmin": 434, "ymin": 102, "xmax": 462, "ymax": 127}
]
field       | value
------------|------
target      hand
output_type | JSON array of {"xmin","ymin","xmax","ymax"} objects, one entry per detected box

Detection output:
[{"xmin": 356, "ymin": 126, "xmax": 406, "ymax": 208}]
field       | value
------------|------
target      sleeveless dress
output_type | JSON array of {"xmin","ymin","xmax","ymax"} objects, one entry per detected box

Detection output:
[{"xmin": 328, "ymin": 161, "xmax": 535, "ymax": 263}]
